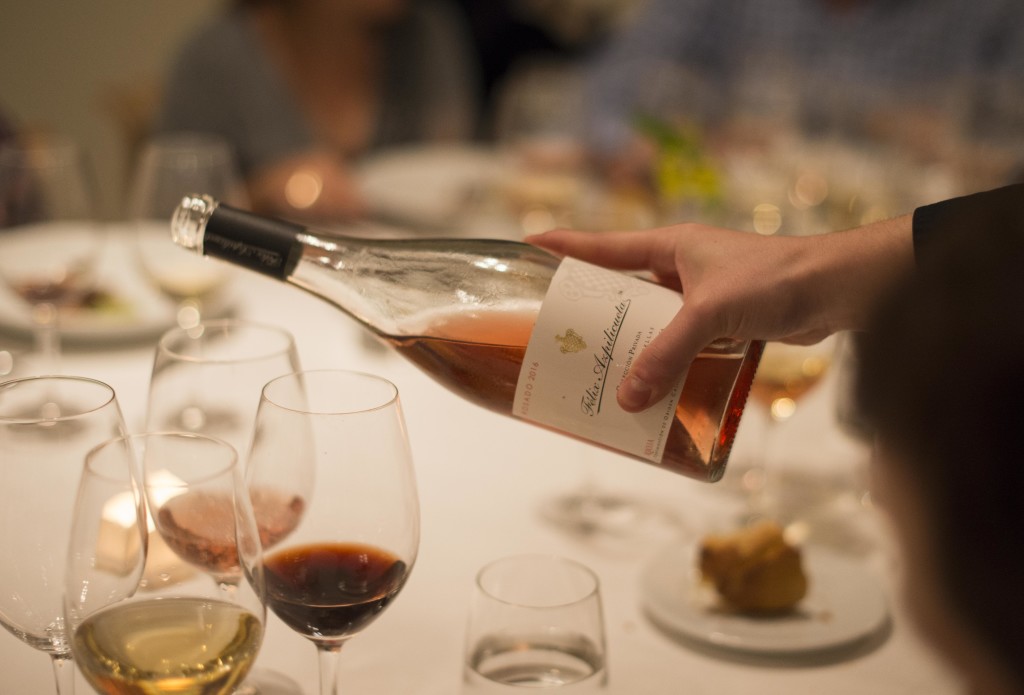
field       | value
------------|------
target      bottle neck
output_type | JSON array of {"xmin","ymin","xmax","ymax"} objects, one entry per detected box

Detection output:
[{"xmin": 202, "ymin": 203, "xmax": 307, "ymax": 280}]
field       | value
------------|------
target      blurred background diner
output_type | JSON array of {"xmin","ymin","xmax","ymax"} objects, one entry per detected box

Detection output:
[
  {"xmin": 2, "ymin": 1, "xmax": 1024, "ymax": 693},
  {"xmin": 3, "ymin": 0, "xmax": 1023, "ymax": 229}
]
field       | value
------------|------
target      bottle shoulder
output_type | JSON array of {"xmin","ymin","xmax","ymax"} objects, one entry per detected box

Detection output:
[{"xmin": 299, "ymin": 233, "xmax": 563, "ymax": 278}]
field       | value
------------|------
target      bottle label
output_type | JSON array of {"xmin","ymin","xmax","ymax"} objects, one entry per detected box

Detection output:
[{"xmin": 513, "ymin": 257, "xmax": 686, "ymax": 462}]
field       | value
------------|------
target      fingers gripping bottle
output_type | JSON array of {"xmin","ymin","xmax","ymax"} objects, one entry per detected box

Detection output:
[{"xmin": 171, "ymin": 194, "xmax": 762, "ymax": 482}]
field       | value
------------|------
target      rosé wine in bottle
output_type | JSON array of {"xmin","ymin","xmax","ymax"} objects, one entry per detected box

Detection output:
[{"xmin": 170, "ymin": 195, "xmax": 762, "ymax": 482}]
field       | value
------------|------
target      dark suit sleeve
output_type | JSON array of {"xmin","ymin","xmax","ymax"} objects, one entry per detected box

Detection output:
[{"xmin": 913, "ymin": 184, "xmax": 1024, "ymax": 262}]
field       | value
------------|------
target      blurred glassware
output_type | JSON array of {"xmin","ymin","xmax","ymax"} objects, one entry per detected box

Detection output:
[
  {"xmin": 535, "ymin": 209, "xmax": 678, "ymax": 544},
  {"xmin": 129, "ymin": 132, "xmax": 246, "ymax": 329},
  {"xmin": 494, "ymin": 60, "xmax": 592, "ymax": 237},
  {"xmin": 66, "ymin": 432, "xmax": 266, "ymax": 695},
  {"xmin": 464, "ymin": 554, "xmax": 607, "ymax": 692},
  {"xmin": 0, "ymin": 137, "xmax": 102, "ymax": 372},
  {"xmin": 737, "ymin": 335, "xmax": 838, "ymax": 526},
  {"xmin": 59, "ymin": 428, "xmax": 146, "ymax": 695},
  {"xmin": 0, "ymin": 375, "xmax": 129, "ymax": 694},
  {"xmin": 145, "ymin": 318, "xmax": 301, "ymax": 461}
]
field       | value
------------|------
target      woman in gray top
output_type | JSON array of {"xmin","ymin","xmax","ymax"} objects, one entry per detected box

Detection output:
[{"xmin": 156, "ymin": 0, "xmax": 479, "ymax": 222}]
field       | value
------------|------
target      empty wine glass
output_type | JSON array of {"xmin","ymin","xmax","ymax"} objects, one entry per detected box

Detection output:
[
  {"xmin": 246, "ymin": 370, "xmax": 420, "ymax": 695},
  {"xmin": 130, "ymin": 132, "xmax": 246, "ymax": 329},
  {"xmin": 494, "ymin": 60, "xmax": 590, "ymax": 237},
  {"xmin": 145, "ymin": 318, "xmax": 301, "ymax": 458},
  {"xmin": 66, "ymin": 432, "xmax": 266, "ymax": 695},
  {"xmin": 536, "ymin": 212, "xmax": 677, "ymax": 544},
  {"xmin": 0, "ymin": 138, "xmax": 101, "ymax": 372},
  {"xmin": 464, "ymin": 554, "xmax": 608, "ymax": 692},
  {"xmin": 0, "ymin": 375, "xmax": 129, "ymax": 694},
  {"xmin": 735, "ymin": 335, "xmax": 838, "ymax": 525}
]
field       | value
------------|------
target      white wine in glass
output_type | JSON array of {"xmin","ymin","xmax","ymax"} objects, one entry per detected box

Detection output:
[
  {"xmin": 67, "ymin": 432, "xmax": 266, "ymax": 695},
  {"xmin": 130, "ymin": 132, "xmax": 246, "ymax": 329},
  {"xmin": 739, "ymin": 336, "xmax": 837, "ymax": 523}
]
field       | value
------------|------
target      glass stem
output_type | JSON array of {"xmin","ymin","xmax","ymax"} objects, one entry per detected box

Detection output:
[
  {"xmin": 50, "ymin": 654, "xmax": 75, "ymax": 694},
  {"xmin": 317, "ymin": 644, "xmax": 344, "ymax": 695},
  {"xmin": 32, "ymin": 301, "xmax": 60, "ymax": 374},
  {"xmin": 744, "ymin": 411, "xmax": 781, "ymax": 523}
]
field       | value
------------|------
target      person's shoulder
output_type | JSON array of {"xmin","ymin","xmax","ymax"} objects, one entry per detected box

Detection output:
[{"xmin": 171, "ymin": 11, "xmax": 260, "ymax": 71}]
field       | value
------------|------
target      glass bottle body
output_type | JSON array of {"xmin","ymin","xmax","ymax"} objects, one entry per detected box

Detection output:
[{"xmin": 171, "ymin": 195, "xmax": 762, "ymax": 481}]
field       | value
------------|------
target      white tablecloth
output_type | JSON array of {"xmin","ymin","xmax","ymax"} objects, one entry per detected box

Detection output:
[{"xmin": 1, "ymin": 242, "xmax": 962, "ymax": 695}]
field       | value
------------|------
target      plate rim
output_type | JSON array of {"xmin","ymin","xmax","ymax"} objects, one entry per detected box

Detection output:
[
  {"xmin": 0, "ymin": 229, "xmax": 236, "ymax": 345},
  {"xmin": 639, "ymin": 540, "xmax": 890, "ymax": 656}
]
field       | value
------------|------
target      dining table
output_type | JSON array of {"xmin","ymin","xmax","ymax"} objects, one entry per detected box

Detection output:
[{"xmin": 1, "ymin": 143, "xmax": 966, "ymax": 694}]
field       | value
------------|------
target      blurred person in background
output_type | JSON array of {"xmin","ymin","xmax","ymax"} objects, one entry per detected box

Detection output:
[
  {"xmin": 156, "ymin": 0, "xmax": 479, "ymax": 224},
  {"xmin": 583, "ymin": 0, "xmax": 1024, "ymax": 193},
  {"xmin": 0, "ymin": 104, "xmax": 18, "ymax": 228},
  {"xmin": 452, "ymin": 0, "xmax": 638, "ymax": 138}
]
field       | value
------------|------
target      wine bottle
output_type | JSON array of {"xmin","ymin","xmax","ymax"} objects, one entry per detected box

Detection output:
[{"xmin": 171, "ymin": 194, "xmax": 762, "ymax": 482}]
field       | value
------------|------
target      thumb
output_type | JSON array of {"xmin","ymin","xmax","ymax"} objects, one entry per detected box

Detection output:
[{"xmin": 617, "ymin": 306, "xmax": 717, "ymax": 412}]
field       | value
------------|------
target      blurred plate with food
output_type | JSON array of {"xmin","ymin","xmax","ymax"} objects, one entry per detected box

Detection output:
[
  {"xmin": 0, "ymin": 225, "xmax": 235, "ymax": 346},
  {"xmin": 640, "ymin": 523, "xmax": 889, "ymax": 657}
]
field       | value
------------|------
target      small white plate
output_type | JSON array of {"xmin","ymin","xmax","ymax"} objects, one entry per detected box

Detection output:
[{"xmin": 640, "ymin": 542, "xmax": 889, "ymax": 656}]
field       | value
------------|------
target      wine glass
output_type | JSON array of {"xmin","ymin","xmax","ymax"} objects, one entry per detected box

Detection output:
[
  {"xmin": 494, "ymin": 59, "xmax": 591, "ymax": 237},
  {"xmin": 66, "ymin": 432, "xmax": 266, "ymax": 695},
  {"xmin": 734, "ymin": 335, "xmax": 838, "ymax": 525},
  {"xmin": 464, "ymin": 554, "xmax": 607, "ymax": 692},
  {"xmin": 246, "ymin": 369, "xmax": 420, "ymax": 695},
  {"xmin": 145, "ymin": 318, "xmax": 303, "ymax": 694},
  {"xmin": 0, "ymin": 138, "xmax": 101, "ymax": 372},
  {"xmin": 129, "ymin": 132, "xmax": 246, "ymax": 329},
  {"xmin": 0, "ymin": 375, "xmax": 129, "ymax": 694},
  {"xmin": 145, "ymin": 318, "xmax": 302, "ymax": 458},
  {"xmin": 535, "ymin": 214, "xmax": 675, "ymax": 544}
]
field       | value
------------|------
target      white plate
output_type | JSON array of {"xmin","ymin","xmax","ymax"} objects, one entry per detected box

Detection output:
[
  {"xmin": 640, "ymin": 542, "xmax": 889, "ymax": 656},
  {"xmin": 0, "ymin": 227, "xmax": 235, "ymax": 346},
  {"xmin": 357, "ymin": 144, "xmax": 507, "ymax": 231}
]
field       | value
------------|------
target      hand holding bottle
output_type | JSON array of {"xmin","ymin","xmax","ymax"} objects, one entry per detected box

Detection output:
[
  {"xmin": 170, "ymin": 194, "xmax": 763, "ymax": 482},
  {"xmin": 527, "ymin": 215, "xmax": 915, "ymax": 412}
]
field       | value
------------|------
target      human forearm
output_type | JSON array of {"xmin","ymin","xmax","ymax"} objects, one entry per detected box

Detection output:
[{"xmin": 803, "ymin": 214, "xmax": 915, "ymax": 335}]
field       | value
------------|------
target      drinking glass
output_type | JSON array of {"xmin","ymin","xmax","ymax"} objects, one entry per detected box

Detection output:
[
  {"xmin": 145, "ymin": 319, "xmax": 302, "ymax": 459},
  {"xmin": 246, "ymin": 370, "xmax": 420, "ymax": 695},
  {"xmin": 464, "ymin": 554, "xmax": 607, "ymax": 692},
  {"xmin": 145, "ymin": 318, "xmax": 302, "ymax": 694},
  {"xmin": 129, "ymin": 132, "xmax": 247, "ymax": 329},
  {"xmin": 536, "ymin": 213, "xmax": 672, "ymax": 543},
  {"xmin": 0, "ymin": 375, "xmax": 129, "ymax": 694},
  {"xmin": 66, "ymin": 432, "xmax": 266, "ymax": 695},
  {"xmin": 736, "ymin": 335, "xmax": 838, "ymax": 524},
  {"xmin": 0, "ymin": 138, "xmax": 101, "ymax": 372},
  {"xmin": 494, "ymin": 60, "xmax": 590, "ymax": 237}
]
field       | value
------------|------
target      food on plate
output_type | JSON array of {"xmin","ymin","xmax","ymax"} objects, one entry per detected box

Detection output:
[{"xmin": 698, "ymin": 520, "xmax": 808, "ymax": 614}]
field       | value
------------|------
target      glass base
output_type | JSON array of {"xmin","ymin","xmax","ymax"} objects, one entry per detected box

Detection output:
[
  {"xmin": 237, "ymin": 668, "xmax": 304, "ymax": 695},
  {"xmin": 539, "ymin": 488, "xmax": 682, "ymax": 540}
]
